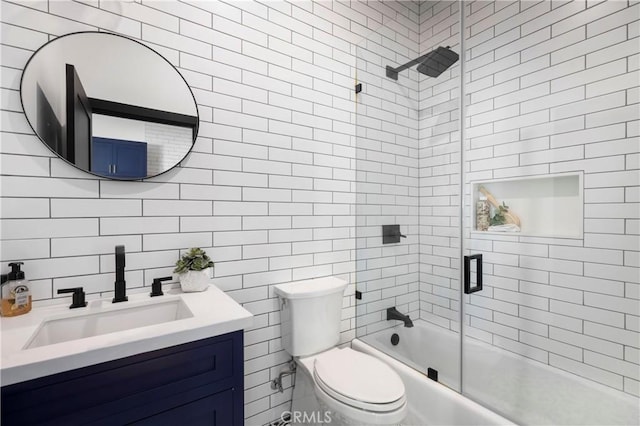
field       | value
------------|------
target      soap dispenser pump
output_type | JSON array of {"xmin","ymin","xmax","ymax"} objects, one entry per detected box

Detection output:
[{"xmin": 1, "ymin": 262, "xmax": 32, "ymax": 317}]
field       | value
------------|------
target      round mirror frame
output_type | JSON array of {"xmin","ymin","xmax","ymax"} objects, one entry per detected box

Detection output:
[{"xmin": 20, "ymin": 31, "xmax": 200, "ymax": 181}]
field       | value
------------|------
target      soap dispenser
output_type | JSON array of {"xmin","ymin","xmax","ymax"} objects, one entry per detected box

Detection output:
[{"xmin": 1, "ymin": 262, "xmax": 32, "ymax": 317}]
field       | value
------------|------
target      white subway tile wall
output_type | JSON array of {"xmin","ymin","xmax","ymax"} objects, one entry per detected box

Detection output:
[
  {"xmin": 458, "ymin": 0, "xmax": 639, "ymax": 398},
  {"xmin": 145, "ymin": 122, "xmax": 193, "ymax": 176},
  {"xmin": 353, "ymin": 0, "xmax": 422, "ymax": 337},
  {"xmin": 418, "ymin": 0, "xmax": 462, "ymax": 334},
  {"xmin": 0, "ymin": 0, "xmax": 420, "ymax": 424}
]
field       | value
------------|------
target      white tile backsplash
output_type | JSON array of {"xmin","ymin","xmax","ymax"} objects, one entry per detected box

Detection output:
[
  {"xmin": 1, "ymin": 197, "xmax": 49, "ymax": 218},
  {"xmin": 51, "ymin": 235, "xmax": 142, "ymax": 257}
]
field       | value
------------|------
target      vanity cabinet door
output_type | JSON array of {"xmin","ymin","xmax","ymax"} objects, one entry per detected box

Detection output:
[
  {"xmin": 1, "ymin": 331, "xmax": 244, "ymax": 426},
  {"xmin": 132, "ymin": 388, "xmax": 234, "ymax": 425}
]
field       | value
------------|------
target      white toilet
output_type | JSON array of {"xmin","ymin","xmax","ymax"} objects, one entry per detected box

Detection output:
[{"xmin": 274, "ymin": 277, "xmax": 407, "ymax": 426}]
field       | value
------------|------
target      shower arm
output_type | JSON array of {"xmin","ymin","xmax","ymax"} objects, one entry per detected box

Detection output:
[{"xmin": 386, "ymin": 52, "xmax": 432, "ymax": 80}]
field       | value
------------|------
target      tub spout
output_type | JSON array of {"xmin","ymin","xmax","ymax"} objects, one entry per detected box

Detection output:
[{"xmin": 387, "ymin": 307, "xmax": 414, "ymax": 328}]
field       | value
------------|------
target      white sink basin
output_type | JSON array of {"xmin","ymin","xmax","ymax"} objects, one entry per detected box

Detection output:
[
  {"xmin": 1, "ymin": 285, "xmax": 253, "ymax": 386},
  {"xmin": 25, "ymin": 299, "xmax": 194, "ymax": 349}
]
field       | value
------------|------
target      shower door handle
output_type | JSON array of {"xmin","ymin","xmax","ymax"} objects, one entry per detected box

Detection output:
[{"xmin": 464, "ymin": 254, "xmax": 483, "ymax": 294}]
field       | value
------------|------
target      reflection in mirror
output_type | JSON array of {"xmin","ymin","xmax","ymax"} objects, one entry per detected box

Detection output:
[
  {"xmin": 21, "ymin": 32, "xmax": 199, "ymax": 180},
  {"xmin": 92, "ymin": 115, "xmax": 192, "ymax": 177}
]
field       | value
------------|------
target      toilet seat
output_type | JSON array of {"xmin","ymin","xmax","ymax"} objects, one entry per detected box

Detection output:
[{"xmin": 312, "ymin": 348, "xmax": 406, "ymax": 412}]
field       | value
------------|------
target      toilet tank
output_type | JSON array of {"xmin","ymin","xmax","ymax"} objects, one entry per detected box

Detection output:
[{"xmin": 274, "ymin": 277, "xmax": 348, "ymax": 357}]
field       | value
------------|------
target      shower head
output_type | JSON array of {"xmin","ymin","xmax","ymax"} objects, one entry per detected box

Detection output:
[
  {"xmin": 385, "ymin": 46, "xmax": 459, "ymax": 80},
  {"xmin": 416, "ymin": 46, "xmax": 459, "ymax": 78}
]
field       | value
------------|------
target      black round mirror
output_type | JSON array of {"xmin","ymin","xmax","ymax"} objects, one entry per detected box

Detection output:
[{"xmin": 20, "ymin": 31, "xmax": 199, "ymax": 180}]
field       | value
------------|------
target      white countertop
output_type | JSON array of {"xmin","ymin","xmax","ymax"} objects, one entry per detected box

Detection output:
[{"xmin": 0, "ymin": 284, "xmax": 253, "ymax": 386}]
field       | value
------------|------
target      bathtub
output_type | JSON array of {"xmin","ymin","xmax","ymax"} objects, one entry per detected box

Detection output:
[
  {"xmin": 354, "ymin": 319, "xmax": 640, "ymax": 426},
  {"xmin": 352, "ymin": 336, "xmax": 512, "ymax": 425}
]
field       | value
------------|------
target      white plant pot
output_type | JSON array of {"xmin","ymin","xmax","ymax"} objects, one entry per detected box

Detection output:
[{"xmin": 179, "ymin": 269, "xmax": 210, "ymax": 292}]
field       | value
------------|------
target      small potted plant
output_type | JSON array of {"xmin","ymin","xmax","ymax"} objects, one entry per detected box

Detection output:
[{"xmin": 174, "ymin": 248, "xmax": 214, "ymax": 292}]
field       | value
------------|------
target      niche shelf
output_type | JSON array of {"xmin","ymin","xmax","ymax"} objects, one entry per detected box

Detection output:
[{"xmin": 470, "ymin": 173, "xmax": 583, "ymax": 239}]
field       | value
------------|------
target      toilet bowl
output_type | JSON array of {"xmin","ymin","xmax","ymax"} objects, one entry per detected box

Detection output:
[
  {"xmin": 301, "ymin": 347, "xmax": 407, "ymax": 425},
  {"xmin": 274, "ymin": 277, "xmax": 407, "ymax": 426}
]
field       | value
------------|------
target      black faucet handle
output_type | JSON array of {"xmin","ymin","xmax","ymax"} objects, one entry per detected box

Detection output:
[
  {"xmin": 382, "ymin": 225, "xmax": 406, "ymax": 244},
  {"xmin": 113, "ymin": 245, "xmax": 128, "ymax": 303},
  {"xmin": 150, "ymin": 276, "xmax": 172, "ymax": 297},
  {"xmin": 115, "ymin": 245, "xmax": 125, "ymax": 266},
  {"xmin": 58, "ymin": 287, "xmax": 87, "ymax": 309}
]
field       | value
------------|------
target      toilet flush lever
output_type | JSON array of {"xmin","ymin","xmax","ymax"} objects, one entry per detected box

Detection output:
[{"xmin": 271, "ymin": 359, "xmax": 296, "ymax": 393}]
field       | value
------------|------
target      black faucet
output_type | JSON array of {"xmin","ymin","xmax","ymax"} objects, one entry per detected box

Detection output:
[
  {"xmin": 387, "ymin": 307, "xmax": 414, "ymax": 327},
  {"xmin": 58, "ymin": 287, "xmax": 87, "ymax": 309},
  {"xmin": 112, "ymin": 245, "xmax": 128, "ymax": 303},
  {"xmin": 150, "ymin": 276, "xmax": 172, "ymax": 297}
]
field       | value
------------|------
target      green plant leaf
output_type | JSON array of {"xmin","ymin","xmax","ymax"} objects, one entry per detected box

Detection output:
[{"xmin": 174, "ymin": 247, "xmax": 214, "ymax": 274}]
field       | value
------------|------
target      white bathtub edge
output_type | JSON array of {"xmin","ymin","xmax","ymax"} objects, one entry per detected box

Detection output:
[{"xmin": 352, "ymin": 338, "xmax": 514, "ymax": 426}]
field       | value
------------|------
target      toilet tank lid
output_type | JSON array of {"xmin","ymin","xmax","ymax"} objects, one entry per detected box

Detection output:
[{"xmin": 274, "ymin": 277, "xmax": 348, "ymax": 299}]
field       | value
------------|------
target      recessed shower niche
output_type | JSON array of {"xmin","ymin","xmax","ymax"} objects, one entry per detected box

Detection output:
[{"xmin": 470, "ymin": 173, "xmax": 583, "ymax": 239}]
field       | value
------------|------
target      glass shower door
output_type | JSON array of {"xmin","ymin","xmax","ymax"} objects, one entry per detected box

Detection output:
[
  {"xmin": 354, "ymin": 0, "xmax": 464, "ymax": 394},
  {"xmin": 460, "ymin": 2, "xmax": 640, "ymax": 425}
]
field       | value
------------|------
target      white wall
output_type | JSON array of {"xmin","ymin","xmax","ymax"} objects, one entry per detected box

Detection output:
[
  {"xmin": 418, "ymin": 0, "xmax": 462, "ymax": 333},
  {"xmin": 455, "ymin": 0, "xmax": 639, "ymax": 398},
  {"xmin": 144, "ymin": 122, "xmax": 194, "ymax": 176},
  {"xmin": 353, "ymin": 3, "xmax": 422, "ymax": 337},
  {"xmin": 93, "ymin": 114, "xmax": 147, "ymax": 142},
  {"xmin": 0, "ymin": 0, "xmax": 420, "ymax": 424}
]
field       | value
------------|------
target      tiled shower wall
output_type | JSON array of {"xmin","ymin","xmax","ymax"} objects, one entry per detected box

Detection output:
[
  {"xmin": 353, "ymin": 6, "xmax": 422, "ymax": 336},
  {"xmin": 417, "ymin": 0, "xmax": 639, "ymax": 397},
  {"xmin": 0, "ymin": 0, "xmax": 420, "ymax": 424},
  {"xmin": 418, "ymin": 0, "xmax": 462, "ymax": 331}
]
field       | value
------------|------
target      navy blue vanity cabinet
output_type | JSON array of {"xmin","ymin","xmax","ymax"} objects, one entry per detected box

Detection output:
[{"xmin": 1, "ymin": 330, "xmax": 243, "ymax": 426}]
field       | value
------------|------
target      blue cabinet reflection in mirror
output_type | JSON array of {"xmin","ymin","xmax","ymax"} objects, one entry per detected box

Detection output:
[{"xmin": 92, "ymin": 137, "xmax": 147, "ymax": 179}]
